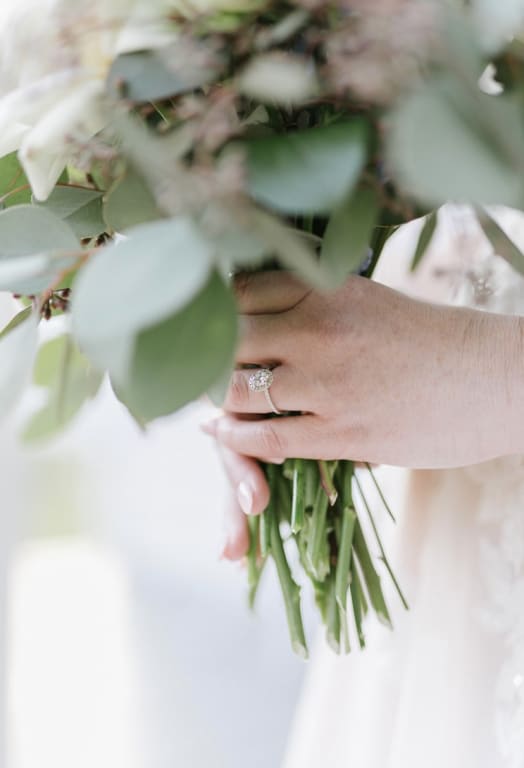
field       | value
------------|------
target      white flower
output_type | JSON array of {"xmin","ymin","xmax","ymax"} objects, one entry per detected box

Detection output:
[{"xmin": 0, "ymin": 0, "xmax": 177, "ymax": 200}]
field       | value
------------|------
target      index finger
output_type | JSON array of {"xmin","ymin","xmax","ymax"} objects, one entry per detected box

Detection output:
[{"xmin": 234, "ymin": 270, "xmax": 311, "ymax": 315}]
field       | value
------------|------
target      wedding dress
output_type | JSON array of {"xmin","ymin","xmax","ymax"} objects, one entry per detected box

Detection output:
[{"xmin": 283, "ymin": 207, "xmax": 524, "ymax": 768}]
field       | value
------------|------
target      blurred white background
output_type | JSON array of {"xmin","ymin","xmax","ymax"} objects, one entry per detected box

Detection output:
[{"xmin": 0, "ymin": 298, "xmax": 311, "ymax": 768}]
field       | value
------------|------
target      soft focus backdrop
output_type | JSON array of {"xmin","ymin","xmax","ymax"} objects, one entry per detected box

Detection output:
[{"xmin": 0, "ymin": 316, "xmax": 311, "ymax": 767}]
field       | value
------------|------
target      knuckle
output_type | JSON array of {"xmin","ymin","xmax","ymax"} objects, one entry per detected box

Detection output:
[
  {"xmin": 227, "ymin": 371, "xmax": 249, "ymax": 409},
  {"xmin": 257, "ymin": 421, "xmax": 286, "ymax": 457},
  {"xmin": 233, "ymin": 272, "xmax": 253, "ymax": 303}
]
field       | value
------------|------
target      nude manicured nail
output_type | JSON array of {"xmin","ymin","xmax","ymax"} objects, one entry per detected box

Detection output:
[
  {"xmin": 237, "ymin": 481, "xmax": 253, "ymax": 515},
  {"xmin": 200, "ymin": 420, "xmax": 218, "ymax": 436}
]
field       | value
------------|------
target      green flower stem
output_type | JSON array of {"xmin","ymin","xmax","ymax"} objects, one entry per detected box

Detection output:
[
  {"xmin": 291, "ymin": 459, "xmax": 306, "ymax": 533},
  {"xmin": 260, "ymin": 464, "xmax": 277, "ymax": 557},
  {"xmin": 353, "ymin": 517, "xmax": 392, "ymax": 628},
  {"xmin": 269, "ymin": 507, "xmax": 308, "ymax": 659},
  {"xmin": 259, "ymin": 511, "xmax": 271, "ymax": 559},
  {"xmin": 304, "ymin": 460, "xmax": 317, "ymax": 509},
  {"xmin": 307, "ymin": 484, "xmax": 330, "ymax": 580},
  {"xmin": 350, "ymin": 558, "xmax": 366, "ymax": 648},
  {"xmin": 354, "ymin": 472, "xmax": 409, "ymax": 610},
  {"xmin": 276, "ymin": 473, "xmax": 292, "ymax": 524},
  {"xmin": 335, "ymin": 505, "xmax": 357, "ymax": 653},
  {"xmin": 365, "ymin": 463, "xmax": 396, "ymax": 522},
  {"xmin": 326, "ymin": 573, "xmax": 341, "ymax": 653},
  {"xmin": 318, "ymin": 459, "xmax": 338, "ymax": 505},
  {"xmin": 247, "ymin": 514, "xmax": 261, "ymax": 609}
]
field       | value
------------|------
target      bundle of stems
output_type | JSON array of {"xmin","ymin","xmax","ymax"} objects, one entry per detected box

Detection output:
[{"xmin": 246, "ymin": 459, "xmax": 408, "ymax": 658}]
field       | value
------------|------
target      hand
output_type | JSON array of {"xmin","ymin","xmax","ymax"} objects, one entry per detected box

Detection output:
[
  {"xmin": 203, "ymin": 271, "xmax": 524, "ymax": 469},
  {"xmin": 216, "ymin": 442, "xmax": 271, "ymax": 560}
]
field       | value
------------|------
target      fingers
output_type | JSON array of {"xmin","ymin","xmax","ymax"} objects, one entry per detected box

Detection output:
[
  {"xmin": 234, "ymin": 270, "xmax": 310, "ymax": 315},
  {"xmin": 218, "ymin": 444, "xmax": 271, "ymax": 516},
  {"xmin": 222, "ymin": 365, "xmax": 310, "ymax": 415},
  {"xmin": 203, "ymin": 413, "xmax": 327, "ymax": 460},
  {"xmin": 221, "ymin": 490, "xmax": 250, "ymax": 561},
  {"xmin": 236, "ymin": 314, "xmax": 287, "ymax": 366}
]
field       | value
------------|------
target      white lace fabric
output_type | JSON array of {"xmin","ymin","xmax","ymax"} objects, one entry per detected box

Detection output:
[{"xmin": 283, "ymin": 207, "xmax": 524, "ymax": 768}]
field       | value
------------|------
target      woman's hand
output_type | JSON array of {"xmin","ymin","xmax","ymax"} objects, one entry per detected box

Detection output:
[
  {"xmin": 216, "ymin": 443, "xmax": 271, "ymax": 560},
  {"xmin": 204, "ymin": 271, "xmax": 524, "ymax": 469}
]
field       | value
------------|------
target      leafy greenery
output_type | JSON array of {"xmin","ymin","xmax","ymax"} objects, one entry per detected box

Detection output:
[
  {"xmin": 107, "ymin": 45, "xmax": 223, "ymax": 102},
  {"xmin": 23, "ymin": 334, "xmax": 102, "ymax": 441},
  {"xmin": 476, "ymin": 207, "xmax": 524, "ymax": 274},
  {"xmin": 321, "ymin": 187, "xmax": 380, "ymax": 284},
  {"xmin": 103, "ymin": 167, "xmax": 163, "ymax": 233},
  {"xmin": 0, "ymin": 153, "xmax": 31, "ymax": 208},
  {"xmin": 410, "ymin": 210, "xmax": 439, "ymax": 272},
  {"xmin": 0, "ymin": 0, "xmax": 523, "ymax": 655},
  {"xmin": 245, "ymin": 121, "xmax": 369, "ymax": 214},
  {"xmin": 35, "ymin": 186, "xmax": 105, "ymax": 238},
  {"xmin": 116, "ymin": 270, "xmax": 237, "ymax": 420},
  {"xmin": 72, "ymin": 217, "xmax": 213, "ymax": 345}
]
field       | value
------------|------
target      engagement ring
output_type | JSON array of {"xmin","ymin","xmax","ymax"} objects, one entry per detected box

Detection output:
[{"xmin": 248, "ymin": 368, "xmax": 282, "ymax": 415}]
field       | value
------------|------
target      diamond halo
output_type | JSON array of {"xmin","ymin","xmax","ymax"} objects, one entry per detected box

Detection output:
[{"xmin": 248, "ymin": 368, "xmax": 274, "ymax": 392}]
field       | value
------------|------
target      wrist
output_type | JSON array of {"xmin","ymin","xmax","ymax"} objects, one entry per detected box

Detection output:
[{"xmin": 493, "ymin": 313, "xmax": 524, "ymax": 456}]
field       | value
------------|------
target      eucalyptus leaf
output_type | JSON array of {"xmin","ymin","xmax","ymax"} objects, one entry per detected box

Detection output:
[
  {"xmin": 35, "ymin": 186, "xmax": 105, "ymax": 238},
  {"xmin": 0, "ymin": 251, "xmax": 81, "ymax": 295},
  {"xmin": 245, "ymin": 121, "xmax": 369, "ymax": 214},
  {"xmin": 388, "ymin": 75, "xmax": 524, "ymax": 207},
  {"xmin": 117, "ymin": 270, "xmax": 237, "ymax": 421},
  {"xmin": 111, "ymin": 116, "xmax": 196, "ymax": 217},
  {"xmin": 103, "ymin": 167, "xmax": 163, "ymax": 233},
  {"xmin": 0, "ymin": 205, "xmax": 79, "ymax": 259},
  {"xmin": 214, "ymin": 228, "xmax": 269, "ymax": 274},
  {"xmin": 72, "ymin": 217, "xmax": 213, "ymax": 344},
  {"xmin": 321, "ymin": 187, "xmax": 379, "ymax": 284},
  {"xmin": 22, "ymin": 334, "xmax": 102, "ymax": 442},
  {"xmin": 0, "ymin": 153, "xmax": 31, "ymax": 208},
  {"xmin": 0, "ymin": 311, "xmax": 38, "ymax": 423},
  {"xmin": 0, "ymin": 306, "xmax": 32, "ymax": 339},
  {"xmin": 0, "ymin": 205, "xmax": 80, "ymax": 293},
  {"xmin": 107, "ymin": 45, "xmax": 221, "ymax": 102},
  {"xmin": 410, "ymin": 210, "xmax": 438, "ymax": 272},
  {"xmin": 476, "ymin": 207, "xmax": 524, "ymax": 274}
]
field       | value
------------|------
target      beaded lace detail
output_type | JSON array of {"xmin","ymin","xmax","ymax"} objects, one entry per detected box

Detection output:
[{"xmin": 447, "ymin": 207, "xmax": 524, "ymax": 767}]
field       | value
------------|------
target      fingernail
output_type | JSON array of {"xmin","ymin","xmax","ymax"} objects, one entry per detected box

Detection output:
[
  {"xmin": 200, "ymin": 419, "xmax": 218, "ymax": 437},
  {"xmin": 269, "ymin": 457, "xmax": 285, "ymax": 465},
  {"xmin": 237, "ymin": 481, "xmax": 253, "ymax": 515}
]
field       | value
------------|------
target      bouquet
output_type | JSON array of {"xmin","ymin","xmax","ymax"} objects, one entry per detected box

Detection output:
[{"xmin": 0, "ymin": 0, "xmax": 523, "ymax": 656}]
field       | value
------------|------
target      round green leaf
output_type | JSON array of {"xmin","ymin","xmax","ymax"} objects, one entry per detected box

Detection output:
[
  {"xmin": 72, "ymin": 217, "xmax": 213, "ymax": 344},
  {"xmin": 35, "ymin": 186, "xmax": 105, "ymax": 238},
  {"xmin": 107, "ymin": 46, "xmax": 221, "ymax": 102},
  {"xmin": 245, "ymin": 121, "xmax": 369, "ymax": 214},
  {"xmin": 22, "ymin": 334, "xmax": 102, "ymax": 442},
  {"xmin": 117, "ymin": 270, "xmax": 237, "ymax": 421},
  {"xmin": 0, "ymin": 205, "xmax": 79, "ymax": 259},
  {"xmin": 388, "ymin": 76, "xmax": 524, "ymax": 207},
  {"xmin": 0, "ymin": 205, "xmax": 80, "ymax": 293},
  {"xmin": 0, "ymin": 250, "xmax": 79, "ymax": 295},
  {"xmin": 103, "ymin": 167, "xmax": 163, "ymax": 233}
]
